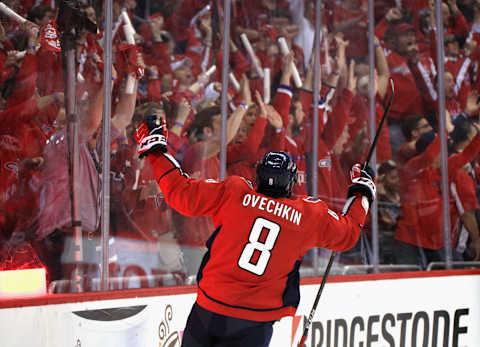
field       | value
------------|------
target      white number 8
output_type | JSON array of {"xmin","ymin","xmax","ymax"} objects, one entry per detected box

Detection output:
[{"xmin": 238, "ymin": 217, "xmax": 280, "ymax": 275}]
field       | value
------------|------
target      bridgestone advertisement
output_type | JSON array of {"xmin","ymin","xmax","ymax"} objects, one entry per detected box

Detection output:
[{"xmin": 0, "ymin": 271, "xmax": 478, "ymax": 347}]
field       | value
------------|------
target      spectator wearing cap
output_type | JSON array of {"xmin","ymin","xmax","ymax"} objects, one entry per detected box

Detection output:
[
  {"xmin": 381, "ymin": 21, "xmax": 436, "ymax": 157},
  {"xmin": 385, "ymin": 22, "xmax": 426, "ymax": 114}
]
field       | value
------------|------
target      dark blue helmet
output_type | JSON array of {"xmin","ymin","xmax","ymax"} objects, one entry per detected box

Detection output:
[{"xmin": 256, "ymin": 151, "xmax": 298, "ymax": 198}]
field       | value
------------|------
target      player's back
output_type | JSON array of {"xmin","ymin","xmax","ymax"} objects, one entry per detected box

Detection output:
[{"xmin": 195, "ymin": 176, "xmax": 336, "ymax": 322}]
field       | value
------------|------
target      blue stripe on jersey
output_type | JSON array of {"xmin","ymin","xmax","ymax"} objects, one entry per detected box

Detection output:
[
  {"xmin": 282, "ymin": 259, "xmax": 302, "ymax": 308},
  {"xmin": 196, "ymin": 226, "xmax": 222, "ymax": 284},
  {"xmin": 198, "ymin": 286, "xmax": 290, "ymax": 312}
]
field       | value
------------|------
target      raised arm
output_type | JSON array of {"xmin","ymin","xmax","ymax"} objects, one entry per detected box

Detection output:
[
  {"xmin": 80, "ymin": 84, "xmax": 105, "ymax": 137},
  {"xmin": 111, "ymin": 85, "xmax": 138, "ymax": 134},
  {"xmin": 202, "ymin": 96, "xmax": 248, "ymax": 159},
  {"xmin": 374, "ymin": 36, "xmax": 390, "ymax": 99}
]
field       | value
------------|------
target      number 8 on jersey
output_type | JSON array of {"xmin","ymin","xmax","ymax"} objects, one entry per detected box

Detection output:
[{"xmin": 238, "ymin": 217, "xmax": 280, "ymax": 276}]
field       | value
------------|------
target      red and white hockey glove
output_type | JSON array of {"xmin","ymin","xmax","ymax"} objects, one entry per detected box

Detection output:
[
  {"xmin": 347, "ymin": 163, "xmax": 376, "ymax": 204},
  {"xmin": 134, "ymin": 115, "xmax": 168, "ymax": 158}
]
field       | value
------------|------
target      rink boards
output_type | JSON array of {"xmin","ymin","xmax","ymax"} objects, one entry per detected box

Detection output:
[{"xmin": 0, "ymin": 269, "xmax": 479, "ymax": 347}]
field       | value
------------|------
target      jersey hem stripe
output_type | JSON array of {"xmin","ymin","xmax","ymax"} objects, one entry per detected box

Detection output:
[{"xmin": 198, "ymin": 286, "xmax": 288, "ymax": 312}]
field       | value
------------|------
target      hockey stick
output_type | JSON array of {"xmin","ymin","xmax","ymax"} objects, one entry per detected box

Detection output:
[
  {"xmin": 297, "ymin": 79, "xmax": 395, "ymax": 347},
  {"xmin": 362, "ymin": 79, "xmax": 396, "ymax": 170}
]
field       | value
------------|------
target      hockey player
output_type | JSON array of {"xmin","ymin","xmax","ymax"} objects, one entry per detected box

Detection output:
[{"xmin": 134, "ymin": 115, "xmax": 376, "ymax": 346}]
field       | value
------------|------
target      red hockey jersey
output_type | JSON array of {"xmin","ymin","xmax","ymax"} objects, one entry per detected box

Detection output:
[{"xmin": 148, "ymin": 152, "xmax": 368, "ymax": 321}]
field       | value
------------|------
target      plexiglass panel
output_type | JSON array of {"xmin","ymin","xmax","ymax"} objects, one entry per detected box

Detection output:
[{"xmin": 1, "ymin": 0, "xmax": 479, "ymax": 295}]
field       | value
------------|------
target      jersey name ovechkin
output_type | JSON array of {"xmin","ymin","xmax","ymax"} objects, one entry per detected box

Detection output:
[{"xmin": 241, "ymin": 193, "xmax": 302, "ymax": 226}]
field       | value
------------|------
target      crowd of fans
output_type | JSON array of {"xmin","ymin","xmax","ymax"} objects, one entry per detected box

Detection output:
[{"xmin": 0, "ymin": 0, "xmax": 479, "ymax": 290}]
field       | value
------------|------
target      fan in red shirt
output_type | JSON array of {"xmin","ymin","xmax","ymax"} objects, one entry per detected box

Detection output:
[
  {"xmin": 394, "ymin": 121, "xmax": 480, "ymax": 268},
  {"xmin": 170, "ymin": 99, "xmax": 248, "ymax": 276},
  {"xmin": 428, "ymin": 32, "xmax": 472, "ymax": 120},
  {"xmin": 351, "ymin": 35, "xmax": 393, "ymax": 164},
  {"xmin": 227, "ymin": 91, "xmax": 284, "ymax": 183},
  {"xmin": 382, "ymin": 22, "xmax": 435, "ymax": 121},
  {"xmin": 448, "ymin": 118, "xmax": 480, "ymax": 261},
  {"xmin": 3, "ymin": 21, "xmax": 39, "ymax": 110},
  {"xmin": 134, "ymin": 112, "xmax": 376, "ymax": 346},
  {"xmin": 285, "ymin": 95, "xmax": 308, "ymax": 196},
  {"xmin": 331, "ymin": 0, "xmax": 368, "ymax": 59}
]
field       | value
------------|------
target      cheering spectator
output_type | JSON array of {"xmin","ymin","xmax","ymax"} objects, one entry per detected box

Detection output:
[{"xmin": 394, "ymin": 121, "xmax": 480, "ymax": 269}]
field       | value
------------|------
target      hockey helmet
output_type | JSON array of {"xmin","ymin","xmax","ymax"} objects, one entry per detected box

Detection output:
[{"xmin": 256, "ymin": 151, "xmax": 298, "ymax": 198}]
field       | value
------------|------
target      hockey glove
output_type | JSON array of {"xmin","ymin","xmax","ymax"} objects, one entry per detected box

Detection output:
[
  {"xmin": 347, "ymin": 163, "xmax": 376, "ymax": 204},
  {"xmin": 134, "ymin": 115, "xmax": 168, "ymax": 158}
]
